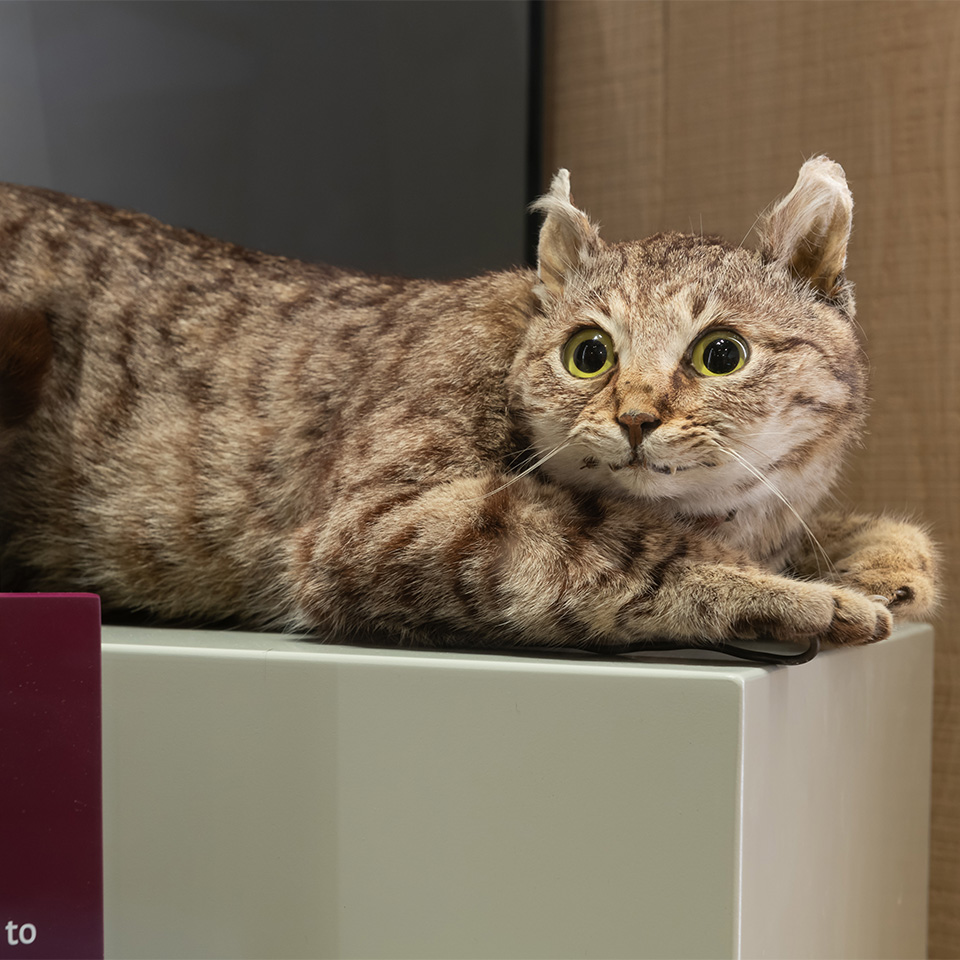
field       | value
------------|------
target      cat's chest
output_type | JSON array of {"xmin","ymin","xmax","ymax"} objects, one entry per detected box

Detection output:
[{"xmin": 681, "ymin": 506, "xmax": 799, "ymax": 571}]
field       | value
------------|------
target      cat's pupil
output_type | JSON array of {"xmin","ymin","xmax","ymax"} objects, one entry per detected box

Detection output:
[
  {"xmin": 573, "ymin": 338, "xmax": 608, "ymax": 373},
  {"xmin": 702, "ymin": 338, "xmax": 741, "ymax": 374}
]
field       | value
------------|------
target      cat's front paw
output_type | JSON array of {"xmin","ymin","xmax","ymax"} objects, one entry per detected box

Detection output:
[{"xmin": 721, "ymin": 574, "xmax": 890, "ymax": 647}]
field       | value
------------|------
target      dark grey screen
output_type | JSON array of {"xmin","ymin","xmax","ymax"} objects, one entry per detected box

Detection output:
[{"xmin": 0, "ymin": 0, "xmax": 532, "ymax": 278}]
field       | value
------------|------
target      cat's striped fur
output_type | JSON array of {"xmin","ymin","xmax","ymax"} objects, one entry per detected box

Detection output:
[{"xmin": 0, "ymin": 158, "xmax": 937, "ymax": 649}]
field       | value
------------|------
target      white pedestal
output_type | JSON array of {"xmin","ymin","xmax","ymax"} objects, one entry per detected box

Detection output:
[{"xmin": 101, "ymin": 623, "xmax": 933, "ymax": 960}]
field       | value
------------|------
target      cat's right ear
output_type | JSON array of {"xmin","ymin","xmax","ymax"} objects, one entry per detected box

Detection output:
[
  {"xmin": 758, "ymin": 156, "xmax": 853, "ymax": 299},
  {"xmin": 530, "ymin": 170, "xmax": 600, "ymax": 300}
]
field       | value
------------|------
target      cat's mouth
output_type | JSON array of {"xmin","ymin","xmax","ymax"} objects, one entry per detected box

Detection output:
[
  {"xmin": 609, "ymin": 456, "xmax": 693, "ymax": 475},
  {"xmin": 606, "ymin": 452, "xmax": 718, "ymax": 475}
]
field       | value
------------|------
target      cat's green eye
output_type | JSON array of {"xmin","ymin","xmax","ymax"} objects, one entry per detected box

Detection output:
[
  {"xmin": 690, "ymin": 330, "xmax": 749, "ymax": 377},
  {"xmin": 562, "ymin": 328, "xmax": 616, "ymax": 379}
]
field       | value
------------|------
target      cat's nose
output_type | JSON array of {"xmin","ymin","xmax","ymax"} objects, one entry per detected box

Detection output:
[{"xmin": 618, "ymin": 410, "xmax": 661, "ymax": 447}]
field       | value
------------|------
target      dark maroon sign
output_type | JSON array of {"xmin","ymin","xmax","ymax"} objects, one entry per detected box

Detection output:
[{"xmin": 0, "ymin": 594, "xmax": 103, "ymax": 960}]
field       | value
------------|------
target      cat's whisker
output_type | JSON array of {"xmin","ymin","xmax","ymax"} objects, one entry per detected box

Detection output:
[
  {"xmin": 473, "ymin": 437, "xmax": 575, "ymax": 500},
  {"xmin": 738, "ymin": 206, "xmax": 771, "ymax": 251},
  {"xmin": 734, "ymin": 436, "xmax": 788, "ymax": 463},
  {"xmin": 496, "ymin": 440, "xmax": 541, "ymax": 463},
  {"xmin": 710, "ymin": 440, "xmax": 834, "ymax": 578}
]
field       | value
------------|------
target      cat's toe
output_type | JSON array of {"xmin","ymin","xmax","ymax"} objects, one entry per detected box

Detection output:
[{"xmin": 823, "ymin": 588, "xmax": 892, "ymax": 646}]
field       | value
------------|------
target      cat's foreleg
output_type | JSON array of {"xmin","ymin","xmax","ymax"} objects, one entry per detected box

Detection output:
[
  {"xmin": 287, "ymin": 475, "xmax": 893, "ymax": 651},
  {"xmin": 795, "ymin": 510, "xmax": 938, "ymax": 622}
]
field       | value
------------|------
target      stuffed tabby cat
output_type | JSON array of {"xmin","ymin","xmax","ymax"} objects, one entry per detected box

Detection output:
[{"xmin": 0, "ymin": 157, "xmax": 937, "ymax": 651}]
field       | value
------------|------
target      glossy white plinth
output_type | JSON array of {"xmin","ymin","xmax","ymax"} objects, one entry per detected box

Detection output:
[{"xmin": 100, "ymin": 623, "xmax": 933, "ymax": 960}]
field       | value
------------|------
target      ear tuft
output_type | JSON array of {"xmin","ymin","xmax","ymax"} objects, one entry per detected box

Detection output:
[
  {"xmin": 759, "ymin": 156, "xmax": 853, "ymax": 298},
  {"xmin": 530, "ymin": 169, "xmax": 600, "ymax": 299}
]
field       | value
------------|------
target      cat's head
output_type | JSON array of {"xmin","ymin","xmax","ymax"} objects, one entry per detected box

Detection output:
[{"xmin": 510, "ymin": 157, "xmax": 866, "ymax": 525}]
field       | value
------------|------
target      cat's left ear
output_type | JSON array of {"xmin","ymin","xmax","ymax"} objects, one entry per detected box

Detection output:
[
  {"xmin": 530, "ymin": 169, "xmax": 600, "ymax": 300},
  {"xmin": 758, "ymin": 156, "xmax": 853, "ymax": 299}
]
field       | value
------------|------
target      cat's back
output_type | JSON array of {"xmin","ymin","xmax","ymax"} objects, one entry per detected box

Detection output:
[
  {"xmin": 0, "ymin": 183, "xmax": 536, "ymax": 612},
  {"xmin": 0, "ymin": 180, "xmax": 396, "ymax": 316},
  {"xmin": 0, "ymin": 182, "xmax": 533, "ymax": 456},
  {"xmin": 0, "ymin": 183, "xmax": 451, "ymax": 414}
]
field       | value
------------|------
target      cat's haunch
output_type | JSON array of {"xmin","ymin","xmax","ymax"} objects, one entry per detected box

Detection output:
[{"xmin": 0, "ymin": 158, "xmax": 937, "ymax": 651}]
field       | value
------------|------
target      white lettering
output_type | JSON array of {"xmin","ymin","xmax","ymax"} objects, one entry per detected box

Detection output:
[{"xmin": 4, "ymin": 922, "xmax": 37, "ymax": 946}]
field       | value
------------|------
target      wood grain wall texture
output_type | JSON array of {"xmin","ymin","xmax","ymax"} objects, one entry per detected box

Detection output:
[{"xmin": 543, "ymin": 1, "xmax": 959, "ymax": 954}]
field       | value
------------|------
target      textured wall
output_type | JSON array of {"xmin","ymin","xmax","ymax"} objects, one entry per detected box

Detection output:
[{"xmin": 544, "ymin": 2, "xmax": 959, "ymax": 954}]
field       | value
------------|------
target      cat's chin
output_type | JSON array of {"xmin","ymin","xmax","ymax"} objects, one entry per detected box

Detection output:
[
  {"xmin": 556, "ymin": 455, "xmax": 752, "ymax": 515},
  {"xmin": 607, "ymin": 466, "xmax": 696, "ymax": 501},
  {"xmin": 547, "ymin": 456, "xmax": 696, "ymax": 503}
]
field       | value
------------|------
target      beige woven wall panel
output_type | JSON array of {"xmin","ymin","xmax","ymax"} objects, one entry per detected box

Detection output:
[{"xmin": 545, "ymin": 2, "xmax": 960, "ymax": 955}]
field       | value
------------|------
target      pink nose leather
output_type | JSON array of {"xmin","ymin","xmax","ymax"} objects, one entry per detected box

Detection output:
[{"xmin": 617, "ymin": 410, "xmax": 661, "ymax": 447}]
